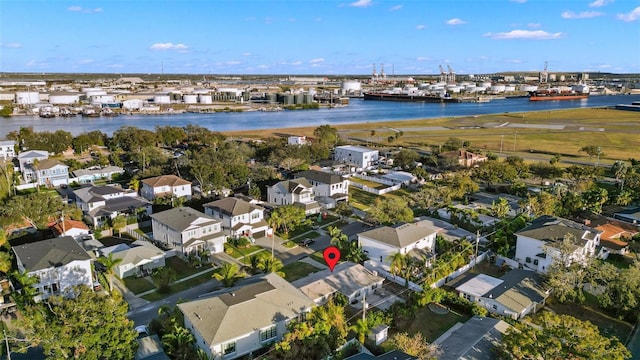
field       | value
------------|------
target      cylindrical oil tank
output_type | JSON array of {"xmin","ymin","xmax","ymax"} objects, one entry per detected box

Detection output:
[
  {"xmin": 448, "ymin": 86, "xmax": 462, "ymax": 93},
  {"xmin": 183, "ymin": 95, "xmax": 198, "ymax": 104},
  {"xmin": 198, "ymin": 94, "xmax": 212, "ymax": 104},
  {"xmin": 480, "ymin": 82, "xmax": 492, "ymax": 88},
  {"xmin": 520, "ymin": 85, "xmax": 538, "ymax": 92},
  {"xmin": 15, "ymin": 91, "xmax": 40, "ymax": 105},
  {"xmin": 303, "ymin": 94, "xmax": 314, "ymax": 104},
  {"xmin": 294, "ymin": 94, "xmax": 304, "ymax": 104},
  {"xmin": 490, "ymin": 85, "xmax": 506, "ymax": 93},
  {"xmin": 267, "ymin": 93, "xmax": 277, "ymax": 104},
  {"xmin": 283, "ymin": 94, "xmax": 294, "ymax": 105},
  {"xmin": 504, "ymin": 85, "xmax": 516, "ymax": 92},
  {"xmin": 341, "ymin": 80, "xmax": 361, "ymax": 92},
  {"xmin": 49, "ymin": 92, "xmax": 80, "ymax": 104},
  {"xmin": 154, "ymin": 95, "xmax": 171, "ymax": 104}
]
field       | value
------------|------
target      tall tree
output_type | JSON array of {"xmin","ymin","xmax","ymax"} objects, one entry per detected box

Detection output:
[
  {"xmin": 500, "ymin": 312, "xmax": 630, "ymax": 360},
  {"xmin": 267, "ymin": 205, "xmax": 307, "ymax": 235},
  {"xmin": 386, "ymin": 332, "xmax": 440, "ymax": 360},
  {"xmin": 611, "ymin": 160, "xmax": 630, "ymax": 189},
  {"xmin": 16, "ymin": 286, "xmax": 138, "ymax": 359},
  {"xmin": 258, "ymin": 257, "xmax": 285, "ymax": 277},
  {"xmin": 350, "ymin": 318, "xmax": 369, "ymax": 344},
  {"xmin": 162, "ymin": 319, "xmax": 196, "ymax": 360},
  {"xmin": 97, "ymin": 253, "xmax": 123, "ymax": 293},
  {"xmin": 367, "ymin": 197, "xmax": 414, "ymax": 225}
]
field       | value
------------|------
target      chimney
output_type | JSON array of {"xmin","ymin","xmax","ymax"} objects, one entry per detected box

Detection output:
[{"xmin": 584, "ymin": 219, "xmax": 591, "ymax": 226}]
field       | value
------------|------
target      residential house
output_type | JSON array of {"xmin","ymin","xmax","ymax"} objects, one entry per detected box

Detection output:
[
  {"xmin": 292, "ymin": 262, "xmax": 384, "ymax": 305},
  {"xmin": 334, "ymin": 145, "xmax": 379, "ymax": 170},
  {"xmin": 294, "ymin": 169, "xmax": 349, "ymax": 208},
  {"xmin": 570, "ymin": 212, "xmax": 637, "ymax": 255},
  {"xmin": 17, "ymin": 149, "xmax": 49, "ymax": 182},
  {"xmin": 50, "ymin": 219, "xmax": 90, "ymax": 238},
  {"xmin": 74, "ymin": 184, "xmax": 152, "ymax": 226},
  {"xmin": 98, "ymin": 240, "xmax": 165, "ymax": 278},
  {"xmin": 433, "ymin": 316, "xmax": 510, "ymax": 360},
  {"xmin": 267, "ymin": 178, "xmax": 321, "ymax": 215},
  {"xmin": 613, "ymin": 207, "xmax": 640, "ymax": 225},
  {"xmin": 0, "ymin": 140, "xmax": 15, "ymax": 160},
  {"xmin": 178, "ymin": 273, "xmax": 315, "ymax": 359},
  {"xmin": 12, "ymin": 236, "xmax": 94, "ymax": 302},
  {"xmin": 515, "ymin": 215, "xmax": 601, "ymax": 273},
  {"xmin": 438, "ymin": 150, "xmax": 487, "ymax": 168},
  {"xmin": 203, "ymin": 197, "xmax": 271, "ymax": 239},
  {"xmin": 358, "ymin": 222, "xmax": 438, "ymax": 268},
  {"xmin": 32, "ymin": 159, "xmax": 69, "ymax": 187},
  {"xmin": 287, "ymin": 135, "xmax": 306, "ymax": 145},
  {"xmin": 72, "ymin": 165, "xmax": 125, "ymax": 184},
  {"xmin": 136, "ymin": 335, "xmax": 170, "ymax": 360},
  {"xmin": 140, "ymin": 174, "xmax": 192, "ymax": 201},
  {"xmin": 344, "ymin": 351, "xmax": 417, "ymax": 360},
  {"xmin": 151, "ymin": 206, "xmax": 225, "ymax": 256},
  {"xmin": 454, "ymin": 270, "xmax": 550, "ymax": 320}
]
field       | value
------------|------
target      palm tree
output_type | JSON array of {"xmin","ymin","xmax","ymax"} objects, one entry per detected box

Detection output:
[
  {"xmin": 12, "ymin": 270, "xmax": 38, "ymax": 306},
  {"xmin": 258, "ymin": 257, "xmax": 285, "ymax": 277},
  {"xmin": 387, "ymin": 252, "xmax": 406, "ymax": 277},
  {"xmin": 153, "ymin": 267, "xmax": 176, "ymax": 293},
  {"xmin": 247, "ymin": 254, "xmax": 262, "ymax": 275},
  {"xmin": 111, "ymin": 214, "xmax": 127, "ymax": 237},
  {"xmin": 97, "ymin": 253, "xmax": 123, "ymax": 293},
  {"xmin": 0, "ymin": 251, "xmax": 12, "ymax": 275},
  {"xmin": 213, "ymin": 263, "xmax": 245, "ymax": 287},
  {"xmin": 351, "ymin": 318, "xmax": 369, "ymax": 344},
  {"xmin": 162, "ymin": 319, "xmax": 196, "ymax": 360}
]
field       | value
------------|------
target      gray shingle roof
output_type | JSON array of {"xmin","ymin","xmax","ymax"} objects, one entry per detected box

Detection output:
[
  {"xmin": 359, "ymin": 222, "xmax": 437, "ymax": 249},
  {"xmin": 295, "ymin": 170, "xmax": 345, "ymax": 185},
  {"xmin": 435, "ymin": 316, "xmax": 510, "ymax": 360},
  {"xmin": 485, "ymin": 270, "xmax": 549, "ymax": 313},
  {"xmin": 150, "ymin": 206, "xmax": 219, "ymax": 232},
  {"xmin": 13, "ymin": 236, "xmax": 92, "ymax": 272},
  {"xmin": 516, "ymin": 216, "xmax": 601, "ymax": 250},
  {"xmin": 203, "ymin": 197, "xmax": 262, "ymax": 216},
  {"xmin": 178, "ymin": 273, "xmax": 314, "ymax": 346}
]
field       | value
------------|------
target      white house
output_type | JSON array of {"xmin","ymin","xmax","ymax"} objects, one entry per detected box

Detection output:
[
  {"xmin": 50, "ymin": 219, "xmax": 91, "ymax": 239},
  {"xmin": 334, "ymin": 145, "xmax": 379, "ymax": 170},
  {"xmin": 140, "ymin": 174, "xmax": 192, "ymax": 201},
  {"xmin": 267, "ymin": 178, "xmax": 321, "ymax": 215},
  {"xmin": 292, "ymin": 262, "xmax": 384, "ymax": 306},
  {"xmin": 98, "ymin": 240, "xmax": 166, "ymax": 279},
  {"xmin": 0, "ymin": 140, "xmax": 16, "ymax": 160},
  {"xmin": 178, "ymin": 273, "xmax": 315, "ymax": 360},
  {"xmin": 515, "ymin": 215, "xmax": 601, "ymax": 273},
  {"xmin": 72, "ymin": 166, "xmax": 125, "ymax": 184},
  {"xmin": 74, "ymin": 184, "xmax": 152, "ymax": 226},
  {"xmin": 203, "ymin": 197, "xmax": 271, "ymax": 239},
  {"xmin": 12, "ymin": 236, "xmax": 94, "ymax": 302},
  {"xmin": 294, "ymin": 170, "xmax": 349, "ymax": 208},
  {"xmin": 358, "ymin": 222, "xmax": 438, "ymax": 268},
  {"xmin": 287, "ymin": 135, "xmax": 307, "ymax": 145},
  {"xmin": 17, "ymin": 149, "xmax": 49, "ymax": 183},
  {"xmin": 151, "ymin": 206, "xmax": 225, "ymax": 256},
  {"xmin": 454, "ymin": 270, "xmax": 549, "ymax": 320}
]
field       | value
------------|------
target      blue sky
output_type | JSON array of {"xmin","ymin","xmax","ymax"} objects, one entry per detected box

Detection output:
[{"xmin": 1, "ymin": 0, "xmax": 639, "ymax": 75}]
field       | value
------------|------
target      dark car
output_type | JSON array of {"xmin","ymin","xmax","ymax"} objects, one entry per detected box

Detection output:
[{"xmin": 302, "ymin": 238, "xmax": 315, "ymax": 247}]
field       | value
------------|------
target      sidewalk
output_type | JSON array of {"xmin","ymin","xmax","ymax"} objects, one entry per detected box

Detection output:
[{"xmin": 113, "ymin": 276, "xmax": 150, "ymax": 310}]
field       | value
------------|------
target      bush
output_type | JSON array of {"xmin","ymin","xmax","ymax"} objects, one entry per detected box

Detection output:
[
  {"xmin": 236, "ymin": 237, "xmax": 251, "ymax": 248},
  {"xmin": 225, "ymin": 247, "xmax": 234, "ymax": 255}
]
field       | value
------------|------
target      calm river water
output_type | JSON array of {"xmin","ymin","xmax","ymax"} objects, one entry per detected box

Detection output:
[{"xmin": 1, "ymin": 94, "xmax": 639, "ymax": 137}]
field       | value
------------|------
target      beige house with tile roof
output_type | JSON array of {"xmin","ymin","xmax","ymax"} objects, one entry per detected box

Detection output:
[
  {"xmin": 179, "ymin": 273, "xmax": 315, "ymax": 359},
  {"xmin": 141, "ymin": 174, "xmax": 192, "ymax": 201},
  {"xmin": 357, "ymin": 222, "xmax": 438, "ymax": 268}
]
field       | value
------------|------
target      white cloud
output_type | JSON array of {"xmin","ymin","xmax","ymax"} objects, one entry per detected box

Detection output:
[
  {"xmin": 350, "ymin": 0, "xmax": 372, "ymax": 8},
  {"xmin": 226, "ymin": 61, "xmax": 241, "ymax": 65},
  {"xmin": 589, "ymin": 0, "xmax": 613, "ymax": 8},
  {"xmin": 389, "ymin": 4, "xmax": 403, "ymax": 11},
  {"xmin": 484, "ymin": 29, "xmax": 563, "ymax": 40},
  {"xmin": 528, "ymin": 23, "xmax": 541, "ymax": 28},
  {"xmin": 67, "ymin": 6, "xmax": 102, "ymax": 13},
  {"xmin": 1, "ymin": 42, "xmax": 22, "ymax": 48},
  {"xmin": 291, "ymin": 61, "xmax": 303, "ymax": 65},
  {"xmin": 561, "ymin": 11, "xmax": 603, "ymax": 19},
  {"xmin": 310, "ymin": 58, "xmax": 325, "ymax": 63},
  {"xmin": 149, "ymin": 43, "xmax": 189, "ymax": 51},
  {"xmin": 78, "ymin": 59, "xmax": 94, "ymax": 64},
  {"xmin": 416, "ymin": 24, "xmax": 425, "ymax": 30},
  {"xmin": 257, "ymin": 64, "xmax": 269, "ymax": 69},
  {"xmin": 242, "ymin": 52, "xmax": 252, "ymax": 56},
  {"xmin": 264, "ymin": 17, "xmax": 272, "ymax": 24},
  {"xmin": 510, "ymin": 0, "xmax": 527, "ymax": 3},
  {"xmin": 416, "ymin": 56, "xmax": 430, "ymax": 61},
  {"xmin": 105, "ymin": 64, "xmax": 124, "ymax": 69},
  {"xmin": 617, "ymin": 6, "xmax": 640, "ymax": 22},
  {"xmin": 446, "ymin": 18, "xmax": 467, "ymax": 25}
]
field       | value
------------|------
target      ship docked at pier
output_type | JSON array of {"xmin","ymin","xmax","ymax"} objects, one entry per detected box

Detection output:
[
  {"xmin": 363, "ymin": 91, "xmax": 462, "ymax": 103},
  {"xmin": 528, "ymin": 85, "xmax": 590, "ymax": 101}
]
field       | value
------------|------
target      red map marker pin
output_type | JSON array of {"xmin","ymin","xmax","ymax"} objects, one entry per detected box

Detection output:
[{"xmin": 323, "ymin": 246, "xmax": 341, "ymax": 272}]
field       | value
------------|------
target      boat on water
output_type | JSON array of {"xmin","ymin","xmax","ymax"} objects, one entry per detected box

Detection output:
[
  {"xmin": 363, "ymin": 91, "xmax": 461, "ymax": 103},
  {"xmin": 81, "ymin": 107, "xmax": 100, "ymax": 117},
  {"xmin": 101, "ymin": 108, "xmax": 119, "ymax": 117},
  {"xmin": 528, "ymin": 89, "xmax": 589, "ymax": 101}
]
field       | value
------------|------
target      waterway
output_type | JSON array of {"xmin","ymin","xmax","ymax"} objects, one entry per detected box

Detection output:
[{"xmin": 1, "ymin": 94, "xmax": 639, "ymax": 137}]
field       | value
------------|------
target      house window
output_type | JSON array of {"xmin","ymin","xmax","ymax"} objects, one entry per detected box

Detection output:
[
  {"xmin": 533, "ymin": 259, "xmax": 539, "ymax": 266},
  {"xmin": 251, "ymin": 213, "xmax": 259, "ymax": 220},
  {"xmin": 222, "ymin": 342, "xmax": 236, "ymax": 355},
  {"xmin": 525, "ymin": 257, "xmax": 531, "ymax": 263},
  {"xmin": 259, "ymin": 326, "xmax": 277, "ymax": 342},
  {"xmin": 492, "ymin": 304, "xmax": 498, "ymax": 310}
]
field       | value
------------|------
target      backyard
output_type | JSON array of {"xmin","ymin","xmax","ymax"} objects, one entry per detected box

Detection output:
[
  {"xmin": 281, "ymin": 261, "xmax": 322, "ymax": 282},
  {"xmin": 404, "ymin": 303, "xmax": 471, "ymax": 342}
]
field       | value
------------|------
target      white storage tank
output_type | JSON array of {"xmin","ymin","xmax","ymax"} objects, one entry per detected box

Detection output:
[
  {"xmin": 519, "ymin": 85, "xmax": 538, "ymax": 92},
  {"xmin": 572, "ymin": 84, "xmax": 590, "ymax": 94},
  {"xmin": 91, "ymin": 95, "xmax": 116, "ymax": 104},
  {"xmin": 183, "ymin": 94, "xmax": 198, "ymax": 104},
  {"xmin": 49, "ymin": 92, "xmax": 80, "ymax": 105},
  {"xmin": 198, "ymin": 94, "xmax": 212, "ymax": 104},
  {"xmin": 15, "ymin": 91, "xmax": 40, "ymax": 105},
  {"xmin": 448, "ymin": 86, "xmax": 462, "ymax": 93},
  {"xmin": 480, "ymin": 81, "xmax": 492, "ymax": 88},
  {"xmin": 85, "ymin": 89, "xmax": 107, "ymax": 97},
  {"xmin": 504, "ymin": 85, "xmax": 516, "ymax": 92},
  {"xmin": 341, "ymin": 80, "xmax": 362, "ymax": 92},
  {"xmin": 490, "ymin": 85, "xmax": 506, "ymax": 93},
  {"xmin": 154, "ymin": 94, "xmax": 171, "ymax": 104},
  {"xmin": 122, "ymin": 99, "xmax": 143, "ymax": 110},
  {"xmin": 193, "ymin": 88, "xmax": 210, "ymax": 94}
]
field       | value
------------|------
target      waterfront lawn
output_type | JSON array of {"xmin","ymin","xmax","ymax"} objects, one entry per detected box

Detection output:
[{"xmin": 281, "ymin": 261, "xmax": 322, "ymax": 282}]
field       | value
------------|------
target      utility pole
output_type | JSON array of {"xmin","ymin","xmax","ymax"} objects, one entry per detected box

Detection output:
[
  {"xmin": 362, "ymin": 292, "xmax": 367, "ymax": 322},
  {"xmin": 474, "ymin": 230, "xmax": 480, "ymax": 269},
  {"xmin": 4, "ymin": 330, "xmax": 11, "ymax": 360}
]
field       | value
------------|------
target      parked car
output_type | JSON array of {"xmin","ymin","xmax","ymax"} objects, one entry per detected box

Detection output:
[{"xmin": 302, "ymin": 238, "xmax": 315, "ymax": 247}]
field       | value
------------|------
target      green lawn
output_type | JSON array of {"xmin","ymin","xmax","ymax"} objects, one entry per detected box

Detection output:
[
  {"xmin": 224, "ymin": 243, "xmax": 264, "ymax": 259},
  {"xmin": 239, "ymin": 250, "xmax": 272, "ymax": 265},
  {"xmin": 122, "ymin": 277, "xmax": 156, "ymax": 295},
  {"xmin": 165, "ymin": 256, "xmax": 204, "ymax": 278},
  {"xmin": 282, "ymin": 240, "xmax": 298, "ymax": 249},
  {"xmin": 281, "ymin": 261, "xmax": 322, "ymax": 282},
  {"xmin": 349, "ymin": 177, "xmax": 388, "ymax": 190},
  {"xmin": 349, "ymin": 187, "xmax": 380, "ymax": 210},
  {"xmin": 405, "ymin": 305, "xmax": 471, "ymax": 342},
  {"xmin": 142, "ymin": 270, "xmax": 217, "ymax": 301},
  {"xmin": 310, "ymin": 251, "xmax": 328, "ymax": 266}
]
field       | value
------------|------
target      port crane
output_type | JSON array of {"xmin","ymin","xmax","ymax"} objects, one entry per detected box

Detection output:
[
  {"xmin": 439, "ymin": 65, "xmax": 447, "ymax": 83},
  {"xmin": 539, "ymin": 61, "xmax": 549, "ymax": 84},
  {"xmin": 447, "ymin": 65, "xmax": 456, "ymax": 84}
]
